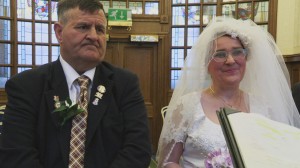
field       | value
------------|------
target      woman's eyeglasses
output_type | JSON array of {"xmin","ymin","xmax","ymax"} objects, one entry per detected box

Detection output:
[{"xmin": 211, "ymin": 48, "xmax": 247, "ymax": 62}]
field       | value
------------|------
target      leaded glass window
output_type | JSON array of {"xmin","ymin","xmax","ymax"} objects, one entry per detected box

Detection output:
[
  {"xmin": 0, "ymin": 0, "xmax": 59, "ymax": 88},
  {"xmin": 100, "ymin": 0, "xmax": 159, "ymax": 15},
  {"xmin": 0, "ymin": 0, "xmax": 11, "ymax": 88}
]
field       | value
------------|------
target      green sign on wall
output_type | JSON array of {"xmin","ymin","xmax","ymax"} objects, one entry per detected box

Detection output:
[
  {"xmin": 108, "ymin": 8, "xmax": 130, "ymax": 21},
  {"xmin": 107, "ymin": 8, "xmax": 132, "ymax": 27}
]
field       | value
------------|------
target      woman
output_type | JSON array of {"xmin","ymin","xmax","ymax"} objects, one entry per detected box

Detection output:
[{"xmin": 156, "ymin": 17, "xmax": 300, "ymax": 168}]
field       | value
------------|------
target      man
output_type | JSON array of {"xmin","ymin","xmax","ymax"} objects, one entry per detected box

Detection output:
[{"xmin": 0, "ymin": 0, "xmax": 152, "ymax": 167}]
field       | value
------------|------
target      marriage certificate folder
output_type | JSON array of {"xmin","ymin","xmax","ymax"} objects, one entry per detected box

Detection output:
[{"xmin": 217, "ymin": 108, "xmax": 300, "ymax": 168}]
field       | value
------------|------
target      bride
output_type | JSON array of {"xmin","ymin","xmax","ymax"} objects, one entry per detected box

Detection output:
[{"xmin": 156, "ymin": 17, "xmax": 300, "ymax": 168}]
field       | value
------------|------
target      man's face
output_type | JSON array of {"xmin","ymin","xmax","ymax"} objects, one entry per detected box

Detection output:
[{"xmin": 54, "ymin": 7, "xmax": 107, "ymax": 73}]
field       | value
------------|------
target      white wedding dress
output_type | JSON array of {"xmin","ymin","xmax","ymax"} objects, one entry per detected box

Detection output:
[{"xmin": 159, "ymin": 91, "xmax": 270, "ymax": 168}]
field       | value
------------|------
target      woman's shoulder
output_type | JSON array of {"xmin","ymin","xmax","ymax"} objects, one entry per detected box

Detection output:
[
  {"xmin": 175, "ymin": 91, "xmax": 203, "ymax": 115},
  {"xmin": 178, "ymin": 91, "xmax": 202, "ymax": 108},
  {"xmin": 180, "ymin": 91, "xmax": 202, "ymax": 101}
]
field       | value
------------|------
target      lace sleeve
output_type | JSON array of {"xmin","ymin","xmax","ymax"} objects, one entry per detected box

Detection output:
[{"xmin": 156, "ymin": 93, "xmax": 197, "ymax": 167}]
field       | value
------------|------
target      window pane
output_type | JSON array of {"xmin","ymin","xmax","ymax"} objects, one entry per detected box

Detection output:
[
  {"xmin": 34, "ymin": 1, "xmax": 58, "ymax": 21},
  {"xmin": 18, "ymin": 67, "xmax": 31, "ymax": 73},
  {"xmin": 0, "ymin": 19, "xmax": 10, "ymax": 40},
  {"xmin": 0, "ymin": 0, "xmax": 10, "ymax": 17},
  {"xmin": 187, "ymin": 48, "xmax": 191, "ymax": 55},
  {"xmin": 18, "ymin": 44, "xmax": 32, "ymax": 65},
  {"xmin": 259, "ymin": 24, "xmax": 268, "ymax": 31},
  {"xmin": 203, "ymin": 5, "xmax": 216, "ymax": 24},
  {"xmin": 171, "ymin": 70, "xmax": 181, "ymax": 89},
  {"xmin": 0, "ymin": 43, "xmax": 11, "ymax": 64},
  {"xmin": 204, "ymin": 0, "xmax": 217, "ymax": 2},
  {"xmin": 223, "ymin": 0, "xmax": 235, "ymax": 2},
  {"xmin": 100, "ymin": 1, "xmax": 110, "ymax": 13},
  {"xmin": 173, "ymin": 6, "xmax": 185, "ymax": 25},
  {"xmin": 237, "ymin": 3, "xmax": 251, "ymax": 20},
  {"xmin": 52, "ymin": 46, "xmax": 60, "ymax": 62},
  {"xmin": 129, "ymin": 2, "xmax": 143, "ymax": 14},
  {"xmin": 18, "ymin": 21, "xmax": 32, "ymax": 42},
  {"xmin": 35, "ymin": 23, "xmax": 49, "ymax": 43},
  {"xmin": 145, "ymin": 2, "xmax": 159, "ymax": 15},
  {"xmin": 171, "ymin": 49, "xmax": 184, "ymax": 68},
  {"xmin": 0, "ymin": 67, "xmax": 10, "ymax": 88},
  {"xmin": 17, "ymin": 0, "xmax": 32, "ymax": 19},
  {"xmin": 112, "ymin": 1, "xmax": 126, "ymax": 9},
  {"xmin": 222, "ymin": 4, "xmax": 235, "ymax": 18},
  {"xmin": 254, "ymin": 1, "xmax": 269, "ymax": 22},
  {"xmin": 173, "ymin": 0, "xmax": 185, "ymax": 5},
  {"xmin": 51, "ymin": 2, "xmax": 58, "ymax": 21},
  {"xmin": 188, "ymin": 0, "xmax": 200, "ymax": 3},
  {"xmin": 35, "ymin": 0, "xmax": 51, "ymax": 21},
  {"xmin": 187, "ymin": 28, "xmax": 200, "ymax": 46},
  {"xmin": 172, "ymin": 28, "xmax": 185, "ymax": 46},
  {"xmin": 188, "ymin": 6, "xmax": 200, "ymax": 25},
  {"xmin": 35, "ymin": 45, "xmax": 48, "ymax": 65},
  {"xmin": 52, "ymin": 24, "xmax": 58, "ymax": 44}
]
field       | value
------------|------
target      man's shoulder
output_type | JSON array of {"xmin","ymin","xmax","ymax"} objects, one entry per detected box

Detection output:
[{"xmin": 8, "ymin": 61, "xmax": 58, "ymax": 82}]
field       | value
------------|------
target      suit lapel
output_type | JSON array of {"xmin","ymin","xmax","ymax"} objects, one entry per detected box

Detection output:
[
  {"xmin": 86, "ymin": 64, "xmax": 113, "ymax": 147},
  {"xmin": 45, "ymin": 60, "xmax": 71, "ymax": 166}
]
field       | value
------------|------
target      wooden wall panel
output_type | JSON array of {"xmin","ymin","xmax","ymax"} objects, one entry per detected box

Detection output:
[
  {"xmin": 104, "ymin": 45, "xmax": 113, "ymax": 64},
  {"xmin": 285, "ymin": 54, "xmax": 300, "ymax": 86},
  {"xmin": 123, "ymin": 45, "xmax": 158, "ymax": 153},
  {"xmin": 289, "ymin": 63, "xmax": 300, "ymax": 86},
  {"xmin": 105, "ymin": 42, "xmax": 160, "ymax": 153},
  {"xmin": 124, "ymin": 46, "xmax": 153, "ymax": 103},
  {"xmin": 291, "ymin": 67, "xmax": 300, "ymax": 85},
  {"xmin": 0, "ymin": 89, "xmax": 7, "ymax": 106}
]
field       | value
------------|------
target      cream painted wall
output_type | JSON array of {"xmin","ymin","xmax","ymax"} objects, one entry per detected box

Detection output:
[{"xmin": 276, "ymin": 0, "xmax": 300, "ymax": 55}]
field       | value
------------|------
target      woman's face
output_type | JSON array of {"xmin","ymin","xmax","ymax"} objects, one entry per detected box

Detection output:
[{"xmin": 208, "ymin": 36, "xmax": 247, "ymax": 87}]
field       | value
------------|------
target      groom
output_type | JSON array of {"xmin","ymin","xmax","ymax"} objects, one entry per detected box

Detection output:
[{"xmin": 0, "ymin": 0, "xmax": 152, "ymax": 167}]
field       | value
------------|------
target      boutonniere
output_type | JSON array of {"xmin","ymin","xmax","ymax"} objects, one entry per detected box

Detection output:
[
  {"xmin": 52, "ymin": 96, "xmax": 84, "ymax": 126},
  {"xmin": 92, "ymin": 85, "xmax": 106, "ymax": 105}
]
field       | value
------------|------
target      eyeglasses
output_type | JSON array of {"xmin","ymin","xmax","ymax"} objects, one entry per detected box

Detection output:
[{"xmin": 211, "ymin": 48, "xmax": 247, "ymax": 63}]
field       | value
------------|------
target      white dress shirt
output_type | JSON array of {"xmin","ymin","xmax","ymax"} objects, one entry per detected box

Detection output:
[{"xmin": 59, "ymin": 56, "xmax": 95, "ymax": 103}]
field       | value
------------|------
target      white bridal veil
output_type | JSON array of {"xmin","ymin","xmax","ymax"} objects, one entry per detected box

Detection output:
[{"xmin": 157, "ymin": 16, "xmax": 300, "ymax": 166}]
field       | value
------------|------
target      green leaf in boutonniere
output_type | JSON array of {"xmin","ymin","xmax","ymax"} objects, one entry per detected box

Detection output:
[{"xmin": 52, "ymin": 97, "xmax": 84, "ymax": 126}]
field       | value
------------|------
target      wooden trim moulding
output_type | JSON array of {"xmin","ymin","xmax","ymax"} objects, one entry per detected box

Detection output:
[{"xmin": 284, "ymin": 54, "xmax": 300, "ymax": 62}]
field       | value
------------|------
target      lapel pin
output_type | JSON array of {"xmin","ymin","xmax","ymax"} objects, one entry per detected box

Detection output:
[
  {"xmin": 92, "ymin": 85, "xmax": 106, "ymax": 105},
  {"xmin": 95, "ymin": 92, "xmax": 103, "ymax": 99},
  {"xmin": 97, "ymin": 85, "xmax": 106, "ymax": 93},
  {"xmin": 92, "ymin": 98, "xmax": 99, "ymax": 105},
  {"xmin": 53, "ymin": 96, "xmax": 61, "ymax": 108}
]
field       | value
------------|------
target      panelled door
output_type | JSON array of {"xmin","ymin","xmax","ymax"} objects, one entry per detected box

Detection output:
[{"xmin": 105, "ymin": 41, "xmax": 162, "ymax": 153}]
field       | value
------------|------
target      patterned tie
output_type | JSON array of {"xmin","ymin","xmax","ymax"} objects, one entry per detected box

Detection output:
[{"xmin": 69, "ymin": 75, "xmax": 90, "ymax": 168}]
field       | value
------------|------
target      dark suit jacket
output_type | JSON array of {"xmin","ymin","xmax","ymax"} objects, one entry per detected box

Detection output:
[{"xmin": 0, "ymin": 60, "xmax": 152, "ymax": 168}]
